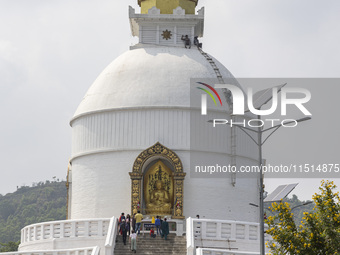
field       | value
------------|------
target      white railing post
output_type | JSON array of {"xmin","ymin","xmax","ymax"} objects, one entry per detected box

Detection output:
[
  {"xmin": 60, "ymin": 222, "xmax": 65, "ymax": 238},
  {"xmin": 91, "ymin": 247, "xmax": 100, "ymax": 255},
  {"xmin": 28, "ymin": 227, "xmax": 31, "ymax": 242},
  {"xmin": 201, "ymin": 221, "xmax": 207, "ymax": 239},
  {"xmin": 41, "ymin": 224, "xmax": 45, "ymax": 240},
  {"xmin": 21, "ymin": 229, "xmax": 24, "ymax": 243},
  {"xmin": 231, "ymin": 222, "xmax": 236, "ymax": 240},
  {"xmin": 50, "ymin": 223, "xmax": 54, "ymax": 239},
  {"xmin": 105, "ymin": 216, "xmax": 117, "ymax": 255},
  {"xmin": 196, "ymin": 248, "xmax": 203, "ymax": 255},
  {"xmin": 186, "ymin": 217, "xmax": 195, "ymax": 255},
  {"xmin": 98, "ymin": 220, "xmax": 103, "ymax": 236},
  {"xmin": 71, "ymin": 221, "xmax": 76, "ymax": 238},
  {"xmin": 84, "ymin": 221, "xmax": 89, "ymax": 237},
  {"xmin": 245, "ymin": 224, "xmax": 250, "ymax": 241},
  {"xmin": 216, "ymin": 222, "xmax": 222, "ymax": 239},
  {"xmin": 34, "ymin": 226, "xmax": 37, "ymax": 241}
]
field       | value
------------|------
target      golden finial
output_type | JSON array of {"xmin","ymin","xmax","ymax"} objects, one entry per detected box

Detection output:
[{"xmin": 138, "ymin": 0, "xmax": 198, "ymax": 15}]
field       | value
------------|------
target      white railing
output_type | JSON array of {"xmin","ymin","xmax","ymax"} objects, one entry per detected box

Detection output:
[
  {"xmin": 196, "ymin": 248, "xmax": 260, "ymax": 255},
  {"xmin": 187, "ymin": 218, "xmax": 261, "ymax": 255},
  {"xmin": 21, "ymin": 218, "xmax": 111, "ymax": 244},
  {"xmin": 104, "ymin": 217, "xmax": 118, "ymax": 255},
  {"xmin": 0, "ymin": 246, "xmax": 100, "ymax": 255}
]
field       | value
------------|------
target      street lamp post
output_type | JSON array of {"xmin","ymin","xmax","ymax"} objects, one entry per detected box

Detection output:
[
  {"xmin": 257, "ymin": 115, "xmax": 265, "ymax": 255},
  {"xmin": 235, "ymin": 115, "xmax": 311, "ymax": 255},
  {"xmin": 291, "ymin": 201, "xmax": 313, "ymax": 212},
  {"xmin": 234, "ymin": 115, "xmax": 311, "ymax": 255},
  {"xmin": 213, "ymin": 83, "xmax": 311, "ymax": 255}
]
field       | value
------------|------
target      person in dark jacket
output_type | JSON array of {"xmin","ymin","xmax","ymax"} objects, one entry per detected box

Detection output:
[
  {"xmin": 120, "ymin": 219, "xmax": 127, "ymax": 245},
  {"xmin": 126, "ymin": 214, "xmax": 131, "ymax": 236},
  {"xmin": 181, "ymin": 35, "xmax": 191, "ymax": 49},
  {"xmin": 132, "ymin": 213, "xmax": 136, "ymax": 234},
  {"xmin": 161, "ymin": 218, "xmax": 169, "ymax": 240},
  {"xmin": 118, "ymin": 212, "xmax": 125, "ymax": 235}
]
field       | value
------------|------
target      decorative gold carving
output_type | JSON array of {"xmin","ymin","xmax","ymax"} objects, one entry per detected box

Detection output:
[
  {"xmin": 173, "ymin": 178, "xmax": 184, "ymax": 219},
  {"xmin": 162, "ymin": 30, "xmax": 172, "ymax": 40},
  {"xmin": 130, "ymin": 142, "xmax": 185, "ymax": 218},
  {"xmin": 129, "ymin": 173, "xmax": 142, "ymax": 213}
]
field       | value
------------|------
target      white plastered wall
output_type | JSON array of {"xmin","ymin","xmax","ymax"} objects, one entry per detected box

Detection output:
[{"xmin": 70, "ymin": 108, "xmax": 259, "ymax": 221}]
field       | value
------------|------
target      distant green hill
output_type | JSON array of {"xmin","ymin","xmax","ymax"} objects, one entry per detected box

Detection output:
[{"xmin": 0, "ymin": 180, "xmax": 67, "ymax": 244}]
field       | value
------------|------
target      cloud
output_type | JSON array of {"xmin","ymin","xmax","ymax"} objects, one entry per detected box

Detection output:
[{"xmin": 0, "ymin": 0, "xmax": 339, "ymax": 200}]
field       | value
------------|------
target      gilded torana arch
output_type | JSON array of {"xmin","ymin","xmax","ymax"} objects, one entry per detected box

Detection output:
[{"xmin": 129, "ymin": 142, "xmax": 186, "ymax": 219}]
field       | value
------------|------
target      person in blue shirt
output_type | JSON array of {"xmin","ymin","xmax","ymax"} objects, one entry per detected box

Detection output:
[{"xmin": 155, "ymin": 216, "xmax": 161, "ymax": 235}]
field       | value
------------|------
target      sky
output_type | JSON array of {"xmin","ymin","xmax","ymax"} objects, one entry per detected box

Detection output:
[{"xmin": 0, "ymin": 0, "xmax": 339, "ymax": 201}]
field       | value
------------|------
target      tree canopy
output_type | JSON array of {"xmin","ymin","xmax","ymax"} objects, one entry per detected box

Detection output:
[
  {"xmin": 0, "ymin": 180, "xmax": 67, "ymax": 247},
  {"xmin": 266, "ymin": 180, "xmax": 340, "ymax": 255}
]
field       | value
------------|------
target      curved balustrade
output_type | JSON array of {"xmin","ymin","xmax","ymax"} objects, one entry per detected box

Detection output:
[
  {"xmin": 187, "ymin": 218, "xmax": 266, "ymax": 255},
  {"xmin": 21, "ymin": 219, "xmax": 111, "ymax": 244},
  {"xmin": 0, "ymin": 246, "xmax": 99, "ymax": 255}
]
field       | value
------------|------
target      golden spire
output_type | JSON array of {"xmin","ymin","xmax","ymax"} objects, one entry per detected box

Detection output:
[{"xmin": 138, "ymin": 0, "xmax": 198, "ymax": 15}]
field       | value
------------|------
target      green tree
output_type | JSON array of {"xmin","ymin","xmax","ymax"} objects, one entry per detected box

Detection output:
[
  {"xmin": 0, "ymin": 180, "xmax": 67, "ymax": 243},
  {"xmin": 0, "ymin": 241, "xmax": 20, "ymax": 252},
  {"xmin": 265, "ymin": 180, "xmax": 340, "ymax": 254}
]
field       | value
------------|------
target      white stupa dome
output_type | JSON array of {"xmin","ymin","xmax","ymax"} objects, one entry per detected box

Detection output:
[{"xmin": 72, "ymin": 46, "xmax": 234, "ymax": 119}]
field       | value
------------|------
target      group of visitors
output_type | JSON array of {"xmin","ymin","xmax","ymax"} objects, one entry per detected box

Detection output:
[
  {"xmin": 150, "ymin": 216, "xmax": 169, "ymax": 240},
  {"xmin": 118, "ymin": 211, "xmax": 171, "ymax": 253},
  {"xmin": 118, "ymin": 211, "xmax": 140, "ymax": 253},
  {"xmin": 181, "ymin": 35, "xmax": 202, "ymax": 49}
]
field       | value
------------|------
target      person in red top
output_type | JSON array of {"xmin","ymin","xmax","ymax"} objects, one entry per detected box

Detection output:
[
  {"xmin": 118, "ymin": 212, "xmax": 125, "ymax": 235},
  {"xmin": 150, "ymin": 228, "xmax": 156, "ymax": 238}
]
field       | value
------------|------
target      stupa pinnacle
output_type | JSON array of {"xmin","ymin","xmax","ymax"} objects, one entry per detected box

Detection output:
[{"xmin": 138, "ymin": 0, "xmax": 198, "ymax": 14}]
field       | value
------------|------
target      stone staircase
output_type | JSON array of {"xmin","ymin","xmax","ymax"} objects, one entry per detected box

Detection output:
[{"xmin": 114, "ymin": 233, "xmax": 187, "ymax": 255}]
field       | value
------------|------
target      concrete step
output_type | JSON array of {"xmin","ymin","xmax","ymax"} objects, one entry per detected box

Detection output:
[{"xmin": 114, "ymin": 234, "xmax": 187, "ymax": 255}]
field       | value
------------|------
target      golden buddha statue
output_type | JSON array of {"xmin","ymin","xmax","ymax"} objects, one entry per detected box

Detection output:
[{"xmin": 146, "ymin": 180, "xmax": 172, "ymax": 214}]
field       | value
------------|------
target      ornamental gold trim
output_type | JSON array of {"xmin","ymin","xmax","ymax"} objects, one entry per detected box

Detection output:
[
  {"xmin": 138, "ymin": 0, "xmax": 198, "ymax": 7},
  {"xmin": 162, "ymin": 30, "xmax": 172, "ymax": 40}
]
